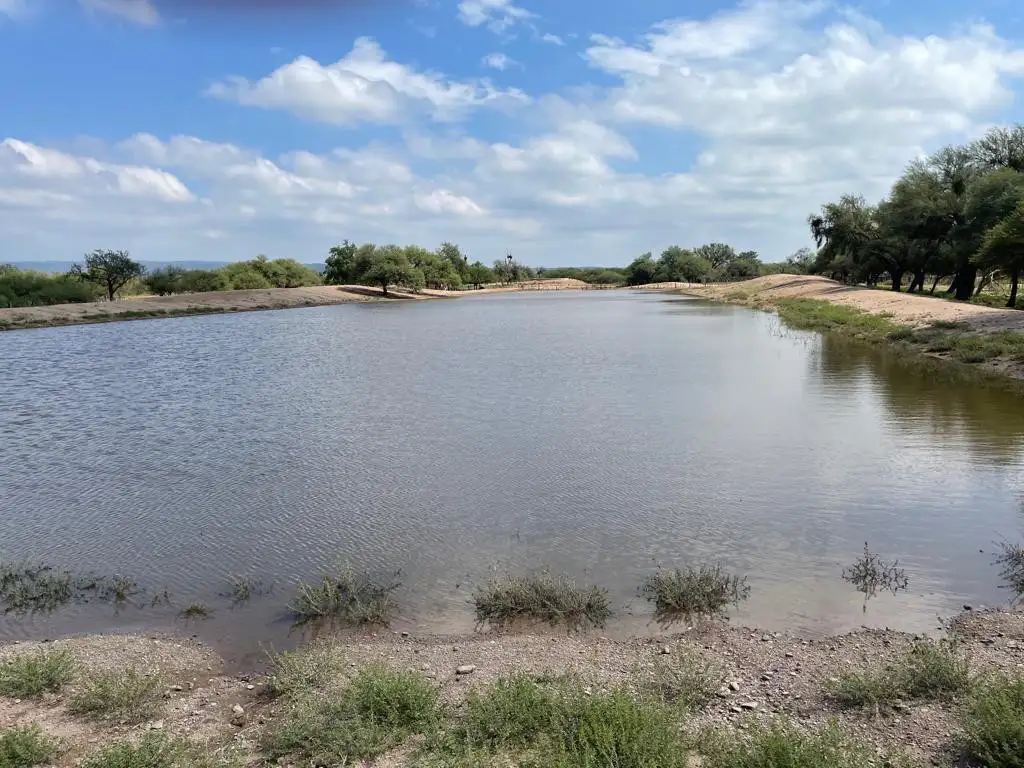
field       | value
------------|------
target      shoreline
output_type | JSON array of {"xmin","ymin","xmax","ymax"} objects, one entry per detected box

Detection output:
[
  {"xmin": 660, "ymin": 275, "xmax": 1024, "ymax": 384},
  {"xmin": 1, "ymin": 607, "xmax": 1020, "ymax": 765},
  {"xmin": 0, "ymin": 278, "xmax": 593, "ymax": 332}
]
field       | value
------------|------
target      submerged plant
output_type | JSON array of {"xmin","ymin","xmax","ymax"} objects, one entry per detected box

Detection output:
[
  {"xmin": 842, "ymin": 543, "xmax": 908, "ymax": 610},
  {"xmin": 221, "ymin": 575, "xmax": 273, "ymax": 606},
  {"xmin": 472, "ymin": 569, "xmax": 612, "ymax": 630},
  {"xmin": 641, "ymin": 564, "xmax": 750, "ymax": 625},
  {"xmin": 179, "ymin": 603, "xmax": 212, "ymax": 620},
  {"xmin": 994, "ymin": 541, "xmax": 1024, "ymax": 602},
  {"xmin": 289, "ymin": 567, "xmax": 400, "ymax": 626}
]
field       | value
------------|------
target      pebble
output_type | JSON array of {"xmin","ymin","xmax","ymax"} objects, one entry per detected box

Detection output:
[
  {"xmin": 148, "ymin": 720, "xmax": 165, "ymax": 730},
  {"xmin": 739, "ymin": 701, "xmax": 759, "ymax": 710},
  {"xmin": 660, "ymin": 646, "xmax": 671, "ymax": 655},
  {"xmin": 246, "ymin": 684, "xmax": 255, "ymax": 690},
  {"xmin": 232, "ymin": 704, "xmax": 244, "ymax": 715},
  {"xmin": 456, "ymin": 665, "xmax": 477, "ymax": 675},
  {"xmin": 784, "ymin": 651, "xmax": 794, "ymax": 658},
  {"xmin": 728, "ymin": 681, "xmax": 741, "ymax": 691}
]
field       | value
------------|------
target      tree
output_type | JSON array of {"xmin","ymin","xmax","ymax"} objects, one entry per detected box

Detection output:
[
  {"xmin": 364, "ymin": 246, "xmax": 422, "ymax": 296},
  {"xmin": 975, "ymin": 201, "xmax": 1024, "ymax": 307},
  {"xmin": 69, "ymin": 249, "xmax": 145, "ymax": 301},
  {"xmin": 624, "ymin": 253, "xmax": 657, "ymax": 285},
  {"xmin": 723, "ymin": 250, "xmax": 761, "ymax": 280},
  {"xmin": 325, "ymin": 240, "xmax": 358, "ymax": 285},
  {"xmin": 655, "ymin": 246, "xmax": 712, "ymax": 282},
  {"xmin": 466, "ymin": 261, "xmax": 495, "ymax": 287},
  {"xmin": 438, "ymin": 241, "xmax": 469, "ymax": 281},
  {"xmin": 694, "ymin": 242, "xmax": 737, "ymax": 271},
  {"xmin": 785, "ymin": 248, "xmax": 815, "ymax": 274}
]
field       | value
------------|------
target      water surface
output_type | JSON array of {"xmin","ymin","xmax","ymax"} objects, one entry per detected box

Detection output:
[{"xmin": 2, "ymin": 291, "xmax": 1023, "ymax": 661}]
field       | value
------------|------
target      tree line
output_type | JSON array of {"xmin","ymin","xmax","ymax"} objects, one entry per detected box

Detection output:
[
  {"xmin": 622, "ymin": 243, "xmax": 780, "ymax": 286},
  {"xmin": 807, "ymin": 124, "xmax": 1024, "ymax": 308}
]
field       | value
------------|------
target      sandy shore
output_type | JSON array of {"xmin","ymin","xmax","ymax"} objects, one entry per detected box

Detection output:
[
  {"xmin": 1, "ymin": 609, "xmax": 1019, "ymax": 766},
  {"xmin": 674, "ymin": 275, "xmax": 1024, "ymax": 332},
  {"xmin": 0, "ymin": 278, "xmax": 593, "ymax": 332}
]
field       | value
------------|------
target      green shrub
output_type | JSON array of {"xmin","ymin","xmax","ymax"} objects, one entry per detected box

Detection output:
[
  {"xmin": 0, "ymin": 724, "xmax": 59, "ymax": 768},
  {"xmin": 288, "ymin": 567, "xmax": 400, "ymax": 626},
  {"xmin": 961, "ymin": 675, "xmax": 1024, "ymax": 767},
  {"xmin": 652, "ymin": 646, "xmax": 723, "ymax": 710},
  {"xmin": 69, "ymin": 668, "xmax": 164, "ymax": 724},
  {"xmin": 81, "ymin": 732, "xmax": 188, "ymax": 768},
  {"xmin": 457, "ymin": 674, "xmax": 561, "ymax": 751},
  {"xmin": 264, "ymin": 642, "xmax": 346, "ymax": 700},
  {"xmin": 0, "ymin": 647, "xmax": 77, "ymax": 698},
  {"xmin": 641, "ymin": 565, "xmax": 750, "ymax": 624},
  {"xmin": 473, "ymin": 570, "xmax": 612, "ymax": 630},
  {"xmin": 0, "ymin": 268, "xmax": 100, "ymax": 308},
  {"xmin": 264, "ymin": 665, "xmax": 438, "ymax": 762}
]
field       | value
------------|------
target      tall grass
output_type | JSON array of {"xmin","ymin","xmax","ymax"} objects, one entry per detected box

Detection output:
[
  {"xmin": 0, "ymin": 648, "xmax": 77, "ymax": 698},
  {"xmin": 69, "ymin": 668, "xmax": 165, "ymax": 724},
  {"xmin": 288, "ymin": 567, "xmax": 400, "ymax": 626},
  {"xmin": 641, "ymin": 565, "xmax": 750, "ymax": 624},
  {"xmin": 961, "ymin": 674, "xmax": 1024, "ymax": 768},
  {"xmin": 473, "ymin": 570, "xmax": 612, "ymax": 630}
]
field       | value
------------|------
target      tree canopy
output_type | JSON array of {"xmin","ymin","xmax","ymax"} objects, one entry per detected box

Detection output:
[{"xmin": 69, "ymin": 249, "xmax": 146, "ymax": 301}]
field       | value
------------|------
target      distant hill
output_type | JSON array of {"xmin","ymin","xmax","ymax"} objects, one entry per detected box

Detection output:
[{"xmin": 10, "ymin": 260, "xmax": 326, "ymax": 274}]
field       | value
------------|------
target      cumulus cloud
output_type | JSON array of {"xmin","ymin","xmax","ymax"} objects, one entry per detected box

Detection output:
[
  {"xmin": 457, "ymin": 0, "xmax": 534, "ymax": 34},
  {"xmin": 208, "ymin": 37, "xmax": 529, "ymax": 125},
  {"xmin": 5, "ymin": 1, "xmax": 1024, "ymax": 265},
  {"xmin": 482, "ymin": 52, "xmax": 516, "ymax": 70}
]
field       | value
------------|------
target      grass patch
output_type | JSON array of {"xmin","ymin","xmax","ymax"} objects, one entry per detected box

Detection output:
[
  {"xmin": 0, "ymin": 647, "xmax": 77, "ymax": 698},
  {"xmin": 0, "ymin": 725, "xmax": 59, "ymax": 768},
  {"xmin": 775, "ymin": 299, "xmax": 904, "ymax": 341},
  {"xmin": 221, "ymin": 575, "xmax": 272, "ymax": 605},
  {"xmin": 651, "ymin": 646, "xmax": 723, "ymax": 711},
  {"xmin": 961, "ymin": 674, "xmax": 1024, "ymax": 767},
  {"xmin": 448, "ymin": 673, "xmax": 562, "ymax": 753},
  {"xmin": 178, "ymin": 603, "xmax": 212, "ymax": 620},
  {"xmin": 994, "ymin": 541, "xmax": 1024, "ymax": 601},
  {"xmin": 81, "ymin": 733, "xmax": 187, "ymax": 768},
  {"xmin": 640, "ymin": 565, "xmax": 750, "ymax": 625},
  {"xmin": 264, "ymin": 664, "xmax": 438, "ymax": 763},
  {"xmin": 826, "ymin": 637, "xmax": 970, "ymax": 711},
  {"xmin": 472, "ymin": 570, "xmax": 612, "ymax": 630},
  {"xmin": 263, "ymin": 642, "xmax": 347, "ymax": 700},
  {"xmin": 69, "ymin": 668, "xmax": 164, "ymax": 724},
  {"xmin": 288, "ymin": 567, "xmax": 400, "ymax": 626},
  {"xmin": 0, "ymin": 561, "xmax": 149, "ymax": 614},
  {"xmin": 702, "ymin": 719, "xmax": 907, "ymax": 768}
]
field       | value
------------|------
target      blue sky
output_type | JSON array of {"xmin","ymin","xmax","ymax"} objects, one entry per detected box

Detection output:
[{"xmin": 2, "ymin": 0, "xmax": 1024, "ymax": 266}]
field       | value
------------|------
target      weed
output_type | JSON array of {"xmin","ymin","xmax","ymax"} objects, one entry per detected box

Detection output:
[
  {"xmin": 97, "ymin": 576, "xmax": 140, "ymax": 603},
  {"xmin": 150, "ymin": 590, "xmax": 172, "ymax": 608},
  {"xmin": 179, "ymin": 603, "xmax": 212, "ymax": 620},
  {"xmin": 473, "ymin": 570, "xmax": 612, "ymax": 630},
  {"xmin": 69, "ymin": 668, "xmax": 164, "ymax": 724},
  {"xmin": 264, "ymin": 665, "xmax": 438, "ymax": 762},
  {"xmin": 0, "ymin": 647, "xmax": 77, "ymax": 698},
  {"xmin": 826, "ymin": 638, "xmax": 970, "ymax": 711},
  {"xmin": 263, "ymin": 642, "xmax": 347, "ymax": 700},
  {"xmin": 288, "ymin": 567, "xmax": 400, "ymax": 626},
  {"xmin": 993, "ymin": 541, "xmax": 1024, "ymax": 601},
  {"xmin": 651, "ymin": 646, "xmax": 723, "ymax": 710},
  {"xmin": 886, "ymin": 326, "xmax": 915, "ymax": 341},
  {"xmin": 452, "ymin": 673, "xmax": 561, "ymax": 752},
  {"xmin": 80, "ymin": 732, "xmax": 188, "ymax": 768},
  {"xmin": 931, "ymin": 320, "xmax": 968, "ymax": 330},
  {"xmin": 702, "ymin": 719, "xmax": 907, "ymax": 768},
  {"xmin": 961, "ymin": 674, "xmax": 1024, "ymax": 767},
  {"xmin": 640, "ymin": 565, "xmax": 750, "ymax": 625},
  {"xmin": 0, "ymin": 562, "xmax": 74, "ymax": 614},
  {"xmin": 221, "ymin": 575, "xmax": 272, "ymax": 605},
  {"xmin": 0, "ymin": 724, "xmax": 59, "ymax": 768},
  {"xmin": 842, "ymin": 543, "xmax": 908, "ymax": 608}
]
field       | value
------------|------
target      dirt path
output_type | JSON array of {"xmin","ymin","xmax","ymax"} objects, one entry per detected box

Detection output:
[
  {"xmin": 676, "ymin": 275, "xmax": 1024, "ymax": 332},
  {"xmin": 1, "ymin": 609, "xmax": 1019, "ymax": 766}
]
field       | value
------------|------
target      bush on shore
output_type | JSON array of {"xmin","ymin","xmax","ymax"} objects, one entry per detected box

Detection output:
[
  {"xmin": 472, "ymin": 570, "xmax": 613, "ymax": 630},
  {"xmin": 641, "ymin": 565, "xmax": 750, "ymax": 625}
]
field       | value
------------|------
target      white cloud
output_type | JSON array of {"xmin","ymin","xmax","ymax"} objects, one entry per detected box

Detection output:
[
  {"xmin": 482, "ymin": 52, "xmax": 516, "ymax": 70},
  {"xmin": 208, "ymin": 37, "xmax": 529, "ymax": 125},
  {"xmin": 0, "ymin": 0, "xmax": 27, "ymax": 18},
  {"xmin": 539, "ymin": 32, "xmax": 565, "ymax": 46},
  {"xmin": 457, "ymin": 0, "xmax": 535, "ymax": 34},
  {"xmin": 79, "ymin": 0, "xmax": 160, "ymax": 26}
]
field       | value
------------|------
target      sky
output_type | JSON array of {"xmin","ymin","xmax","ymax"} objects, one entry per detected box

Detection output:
[{"xmin": 2, "ymin": 0, "xmax": 1024, "ymax": 267}]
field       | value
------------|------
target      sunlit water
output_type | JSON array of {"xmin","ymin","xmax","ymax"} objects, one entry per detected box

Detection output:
[{"xmin": 2, "ymin": 291, "xmax": 1023, "ymax": 663}]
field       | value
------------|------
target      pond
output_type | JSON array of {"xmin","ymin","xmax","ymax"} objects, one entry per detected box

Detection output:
[{"xmin": 2, "ymin": 290, "xmax": 1023, "ymax": 662}]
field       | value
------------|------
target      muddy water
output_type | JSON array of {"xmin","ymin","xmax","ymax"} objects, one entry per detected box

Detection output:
[{"xmin": 2, "ymin": 291, "xmax": 1023, "ymax": 662}]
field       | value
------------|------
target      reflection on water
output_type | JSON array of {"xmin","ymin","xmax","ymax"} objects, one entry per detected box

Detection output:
[{"xmin": 1, "ymin": 291, "xmax": 1022, "ymax": 660}]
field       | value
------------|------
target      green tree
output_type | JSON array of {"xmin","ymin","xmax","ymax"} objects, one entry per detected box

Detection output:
[
  {"xmin": 656, "ymin": 246, "xmax": 712, "ymax": 282},
  {"xmin": 70, "ymin": 249, "xmax": 146, "ymax": 301},
  {"xmin": 625, "ymin": 253, "xmax": 658, "ymax": 285},
  {"xmin": 325, "ymin": 240, "xmax": 358, "ymax": 285},
  {"xmin": 466, "ymin": 261, "xmax": 495, "ymax": 287},
  {"xmin": 182, "ymin": 269, "xmax": 230, "ymax": 293},
  {"xmin": 975, "ymin": 201, "xmax": 1024, "ymax": 307},
  {"xmin": 365, "ymin": 246, "xmax": 422, "ymax": 296},
  {"xmin": 145, "ymin": 266, "xmax": 186, "ymax": 296},
  {"xmin": 694, "ymin": 242, "xmax": 737, "ymax": 271},
  {"xmin": 437, "ymin": 241, "xmax": 469, "ymax": 281},
  {"xmin": 723, "ymin": 250, "xmax": 761, "ymax": 279},
  {"xmin": 221, "ymin": 262, "xmax": 273, "ymax": 290}
]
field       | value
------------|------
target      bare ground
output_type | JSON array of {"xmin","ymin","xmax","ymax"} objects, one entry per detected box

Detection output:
[
  {"xmin": 672, "ymin": 275, "xmax": 1024, "ymax": 332},
  {"xmin": 3, "ymin": 609, "xmax": 1022, "ymax": 766}
]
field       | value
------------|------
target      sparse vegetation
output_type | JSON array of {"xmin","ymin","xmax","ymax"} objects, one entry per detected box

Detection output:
[
  {"xmin": 179, "ymin": 603, "xmax": 212, "ymax": 620},
  {"xmin": 263, "ymin": 642, "xmax": 347, "ymax": 700},
  {"xmin": 841, "ymin": 542, "xmax": 909, "ymax": 607},
  {"xmin": 0, "ymin": 647, "xmax": 77, "ymax": 698},
  {"xmin": 0, "ymin": 561, "xmax": 152, "ymax": 614},
  {"xmin": 0, "ymin": 725, "xmax": 59, "ymax": 768},
  {"xmin": 221, "ymin": 575, "xmax": 272, "ymax": 605},
  {"xmin": 641, "ymin": 565, "xmax": 750, "ymax": 624},
  {"xmin": 961, "ymin": 674, "xmax": 1024, "ymax": 767},
  {"xmin": 994, "ymin": 540, "xmax": 1024, "ymax": 600},
  {"xmin": 445, "ymin": 673, "xmax": 561, "ymax": 753},
  {"xmin": 826, "ymin": 638, "xmax": 970, "ymax": 711},
  {"xmin": 472, "ymin": 570, "xmax": 612, "ymax": 630},
  {"xmin": 651, "ymin": 645, "xmax": 724, "ymax": 710},
  {"xmin": 69, "ymin": 668, "xmax": 164, "ymax": 724},
  {"xmin": 80, "ymin": 733, "xmax": 188, "ymax": 768},
  {"xmin": 264, "ymin": 665, "xmax": 438, "ymax": 763},
  {"xmin": 288, "ymin": 567, "xmax": 400, "ymax": 626}
]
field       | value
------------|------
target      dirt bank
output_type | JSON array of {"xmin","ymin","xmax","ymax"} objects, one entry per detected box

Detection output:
[
  {"xmin": 1, "ymin": 609, "xmax": 1020, "ymax": 766},
  {"xmin": 679, "ymin": 275, "xmax": 1024, "ymax": 332}
]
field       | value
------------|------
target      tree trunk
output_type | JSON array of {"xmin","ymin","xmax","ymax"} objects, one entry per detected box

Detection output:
[
  {"xmin": 890, "ymin": 270, "xmax": 904, "ymax": 292},
  {"xmin": 929, "ymin": 275, "xmax": 943, "ymax": 294},
  {"xmin": 953, "ymin": 264, "xmax": 976, "ymax": 301},
  {"xmin": 907, "ymin": 270, "xmax": 925, "ymax": 293},
  {"xmin": 1009, "ymin": 266, "xmax": 1020, "ymax": 309},
  {"xmin": 381, "ymin": 282, "xmax": 388, "ymax": 296}
]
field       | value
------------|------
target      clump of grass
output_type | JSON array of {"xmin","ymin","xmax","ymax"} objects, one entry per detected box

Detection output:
[
  {"xmin": 80, "ymin": 732, "xmax": 188, "ymax": 768},
  {"xmin": 775, "ymin": 299, "xmax": 903, "ymax": 341},
  {"xmin": 0, "ymin": 647, "xmax": 77, "ymax": 698},
  {"xmin": 0, "ymin": 562, "xmax": 74, "ymax": 614},
  {"xmin": 179, "ymin": 603, "xmax": 212, "ymax": 620},
  {"xmin": 452, "ymin": 673, "xmax": 561, "ymax": 752},
  {"xmin": 0, "ymin": 724, "xmax": 59, "ymax": 768},
  {"xmin": 472, "ymin": 570, "xmax": 612, "ymax": 630},
  {"xmin": 97, "ymin": 575, "xmax": 140, "ymax": 603},
  {"xmin": 826, "ymin": 637, "xmax": 970, "ymax": 711},
  {"xmin": 69, "ymin": 668, "xmax": 164, "ymax": 724},
  {"xmin": 288, "ymin": 567, "xmax": 400, "ymax": 626},
  {"xmin": 702, "ymin": 719, "xmax": 907, "ymax": 768},
  {"xmin": 842, "ymin": 542, "xmax": 908, "ymax": 608},
  {"xmin": 961, "ymin": 674, "xmax": 1024, "ymax": 767},
  {"xmin": 651, "ymin": 646, "xmax": 724, "ymax": 710},
  {"xmin": 993, "ymin": 541, "xmax": 1024, "ymax": 601},
  {"xmin": 264, "ymin": 665, "xmax": 438, "ymax": 763},
  {"xmin": 263, "ymin": 642, "xmax": 347, "ymax": 700},
  {"xmin": 641, "ymin": 565, "xmax": 750, "ymax": 625},
  {"xmin": 221, "ymin": 575, "xmax": 272, "ymax": 605}
]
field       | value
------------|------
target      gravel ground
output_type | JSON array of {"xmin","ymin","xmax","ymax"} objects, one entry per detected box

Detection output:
[{"xmin": 2, "ymin": 609, "xmax": 1022, "ymax": 766}]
